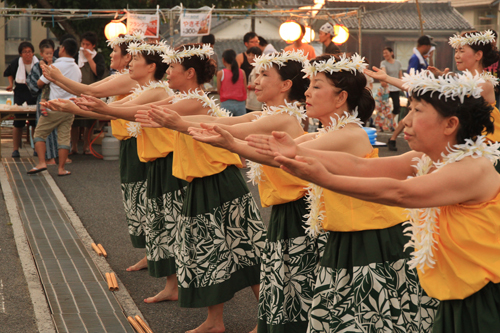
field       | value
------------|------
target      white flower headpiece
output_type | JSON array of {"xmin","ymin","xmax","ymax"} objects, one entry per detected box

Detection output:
[
  {"xmin": 403, "ymin": 69, "xmax": 485, "ymax": 103},
  {"xmin": 480, "ymin": 71, "xmax": 500, "ymax": 87},
  {"xmin": 252, "ymin": 50, "xmax": 308, "ymax": 72},
  {"xmin": 302, "ymin": 53, "xmax": 367, "ymax": 78},
  {"xmin": 107, "ymin": 31, "xmax": 145, "ymax": 48},
  {"xmin": 127, "ymin": 41, "xmax": 169, "ymax": 56},
  {"xmin": 161, "ymin": 44, "xmax": 213, "ymax": 64},
  {"xmin": 449, "ymin": 30, "xmax": 496, "ymax": 49}
]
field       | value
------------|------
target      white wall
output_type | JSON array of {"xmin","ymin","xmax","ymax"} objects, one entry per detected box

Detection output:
[{"xmin": 214, "ymin": 18, "xmax": 281, "ymax": 40}]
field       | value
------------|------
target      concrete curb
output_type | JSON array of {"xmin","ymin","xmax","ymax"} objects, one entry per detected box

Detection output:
[
  {"xmin": 41, "ymin": 169, "xmax": 148, "ymax": 326},
  {"xmin": 0, "ymin": 162, "xmax": 56, "ymax": 333}
]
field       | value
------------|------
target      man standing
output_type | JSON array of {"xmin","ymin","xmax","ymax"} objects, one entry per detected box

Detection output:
[
  {"xmin": 236, "ymin": 32, "xmax": 260, "ymax": 81},
  {"xmin": 284, "ymin": 23, "xmax": 316, "ymax": 60},
  {"xmin": 3, "ymin": 42, "xmax": 39, "ymax": 157},
  {"xmin": 408, "ymin": 35, "xmax": 435, "ymax": 73},
  {"xmin": 27, "ymin": 38, "xmax": 81, "ymax": 176},
  {"xmin": 258, "ymin": 36, "xmax": 277, "ymax": 55},
  {"xmin": 318, "ymin": 23, "xmax": 340, "ymax": 55}
]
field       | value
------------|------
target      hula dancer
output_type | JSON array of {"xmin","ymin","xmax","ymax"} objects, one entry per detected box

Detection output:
[{"xmin": 257, "ymin": 69, "xmax": 500, "ymax": 333}]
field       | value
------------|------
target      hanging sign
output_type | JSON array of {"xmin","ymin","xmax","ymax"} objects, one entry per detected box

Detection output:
[
  {"xmin": 127, "ymin": 12, "xmax": 159, "ymax": 37},
  {"xmin": 180, "ymin": 9, "xmax": 212, "ymax": 36}
]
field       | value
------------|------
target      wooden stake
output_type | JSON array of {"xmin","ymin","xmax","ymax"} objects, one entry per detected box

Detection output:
[
  {"xmin": 91, "ymin": 243, "xmax": 102, "ymax": 256},
  {"xmin": 127, "ymin": 316, "xmax": 146, "ymax": 333},
  {"xmin": 97, "ymin": 244, "xmax": 107, "ymax": 257},
  {"xmin": 135, "ymin": 315, "xmax": 153, "ymax": 333},
  {"xmin": 110, "ymin": 272, "xmax": 119, "ymax": 291},
  {"xmin": 105, "ymin": 273, "xmax": 113, "ymax": 291}
]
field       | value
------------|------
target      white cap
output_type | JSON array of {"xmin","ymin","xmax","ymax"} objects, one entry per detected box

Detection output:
[{"xmin": 320, "ymin": 22, "xmax": 334, "ymax": 36}]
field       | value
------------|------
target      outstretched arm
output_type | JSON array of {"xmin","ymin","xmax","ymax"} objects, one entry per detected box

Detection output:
[
  {"xmin": 275, "ymin": 153, "xmax": 498, "ymax": 208},
  {"xmin": 43, "ymin": 99, "xmax": 116, "ymax": 120},
  {"xmin": 364, "ymin": 66, "xmax": 406, "ymax": 91}
]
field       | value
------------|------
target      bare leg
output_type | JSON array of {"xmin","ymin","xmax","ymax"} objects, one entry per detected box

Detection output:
[
  {"xmin": 144, "ymin": 273, "xmax": 178, "ymax": 303},
  {"xmin": 186, "ymin": 303, "xmax": 225, "ymax": 333},
  {"xmin": 46, "ymin": 158, "xmax": 56, "ymax": 165},
  {"xmin": 58, "ymin": 148, "xmax": 71, "ymax": 176},
  {"xmin": 126, "ymin": 255, "xmax": 148, "ymax": 271},
  {"xmin": 390, "ymin": 120, "xmax": 405, "ymax": 141},
  {"xmin": 70, "ymin": 127, "xmax": 79, "ymax": 153},
  {"xmin": 249, "ymin": 284, "xmax": 259, "ymax": 333},
  {"xmin": 12, "ymin": 127, "xmax": 22, "ymax": 151},
  {"xmin": 83, "ymin": 127, "xmax": 90, "ymax": 153},
  {"xmin": 33, "ymin": 141, "xmax": 47, "ymax": 169}
]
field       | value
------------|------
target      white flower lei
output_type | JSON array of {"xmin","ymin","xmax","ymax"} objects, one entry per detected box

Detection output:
[
  {"xmin": 252, "ymin": 50, "xmax": 309, "ymax": 72},
  {"xmin": 304, "ymin": 110, "xmax": 363, "ymax": 237},
  {"xmin": 404, "ymin": 135, "xmax": 500, "ymax": 273},
  {"xmin": 171, "ymin": 89, "xmax": 231, "ymax": 118},
  {"xmin": 161, "ymin": 44, "xmax": 213, "ymax": 64},
  {"xmin": 125, "ymin": 81, "xmax": 174, "ymax": 138},
  {"xmin": 449, "ymin": 30, "xmax": 496, "ymax": 49},
  {"xmin": 403, "ymin": 69, "xmax": 485, "ymax": 103},
  {"xmin": 107, "ymin": 31, "xmax": 145, "ymax": 48},
  {"xmin": 127, "ymin": 41, "xmax": 169, "ymax": 55},
  {"xmin": 246, "ymin": 101, "xmax": 307, "ymax": 185},
  {"xmin": 302, "ymin": 53, "xmax": 367, "ymax": 78},
  {"xmin": 480, "ymin": 71, "xmax": 500, "ymax": 87}
]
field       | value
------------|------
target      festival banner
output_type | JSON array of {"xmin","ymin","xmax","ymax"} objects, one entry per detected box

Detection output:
[
  {"xmin": 180, "ymin": 9, "xmax": 212, "ymax": 37},
  {"xmin": 127, "ymin": 12, "xmax": 159, "ymax": 38}
]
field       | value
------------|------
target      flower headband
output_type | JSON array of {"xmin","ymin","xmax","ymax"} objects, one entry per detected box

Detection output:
[
  {"xmin": 302, "ymin": 53, "xmax": 367, "ymax": 77},
  {"xmin": 107, "ymin": 31, "xmax": 145, "ymax": 48},
  {"xmin": 161, "ymin": 44, "xmax": 213, "ymax": 64},
  {"xmin": 252, "ymin": 50, "xmax": 309, "ymax": 72},
  {"xmin": 127, "ymin": 41, "xmax": 169, "ymax": 56},
  {"xmin": 402, "ymin": 69, "xmax": 485, "ymax": 103},
  {"xmin": 449, "ymin": 30, "xmax": 496, "ymax": 49}
]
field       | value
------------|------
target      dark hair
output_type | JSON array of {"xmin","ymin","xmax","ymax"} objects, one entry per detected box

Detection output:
[
  {"xmin": 259, "ymin": 36, "xmax": 268, "ymax": 47},
  {"xmin": 176, "ymin": 43, "xmax": 216, "ymax": 84},
  {"xmin": 247, "ymin": 46, "xmax": 262, "ymax": 56},
  {"xmin": 243, "ymin": 32, "xmax": 258, "ymax": 44},
  {"xmin": 273, "ymin": 55, "xmax": 309, "ymax": 102},
  {"xmin": 140, "ymin": 50, "xmax": 169, "ymax": 81},
  {"xmin": 414, "ymin": 92, "xmax": 494, "ymax": 144},
  {"xmin": 39, "ymin": 39, "xmax": 55, "ymax": 50},
  {"xmin": 18, "ymin": 42, "xmax": 34, "ymax": 55},
  {"xmin": 383, "ymin": 47, "xmax": 394, "ymax": 59},
  {"xmin": 201, "ymin": 34, "xmax": 215, "ymax": 45},
  {"xmin": 222, "ymin": 49, "xmax": 240, "ymax": 84},
  {"xmin": 311, "ymin": 54, "xmax": 375, "ymax": 124},
  {"xmin": 417, "ymin": 35, "xmax": 433, "ymax": 46},
  {"xmin": 81, "ymin": 31, "xmax": 97, "ymax": 46},
  {"xmin": 298, "ymin": 23, "xmax": 306, "ymax": 35},
  {"xmin": 59, "ymin": 33, "xmax": 76, "ymax": 44},
  {"xmin": 461, "ymin": 30, "xmax": 500, "ymax": 68},
  {"xmin": 61, "ymin": 38, "xmax": 78, "ymax": 58}
]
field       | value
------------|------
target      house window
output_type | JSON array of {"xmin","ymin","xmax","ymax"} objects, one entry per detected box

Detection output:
[{"xmin": 5, "ymin": 16, "xmax": 31, "ymax": 40}]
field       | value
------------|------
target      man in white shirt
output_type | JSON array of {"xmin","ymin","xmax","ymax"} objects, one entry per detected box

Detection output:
[{"xmin": 28, "ymin": 38, "xmax": 81, "ymax": 176}]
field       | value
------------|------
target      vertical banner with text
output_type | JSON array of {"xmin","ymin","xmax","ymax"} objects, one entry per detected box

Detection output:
[
  {"xmin": 180, "ymin": 9, "xmax": 212, "ymax": 37},
  {"xmin": 127, "ymin": 13, "xmax": 160, "ymax": 38}
]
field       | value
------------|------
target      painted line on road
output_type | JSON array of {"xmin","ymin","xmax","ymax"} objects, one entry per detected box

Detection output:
[
  {"xmin": 0, "ymin": 279, "xmax": 5, "ymax": 313},
  {"xmin": 41, "ymin": 169, "xmax": 147, "ymax": 325},
  {"xmin": 0, "ymin": 162, "xmax": 56, "ymax": 332}
]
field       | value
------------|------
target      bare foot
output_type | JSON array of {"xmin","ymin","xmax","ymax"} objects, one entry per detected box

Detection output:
[
  {"xmin": 185, "ymin": 321, "xmax": 225, "ymax": 333},
  {"xmin": 126, "ymin": 256, "xmax": 147, "ymax": 272},
  {"xmin": 66, "ymin": 158, "xmax": 72, "ymax": 164},
  {"xmin": 144, "ymin": 288, "xmax": 178, "ymax": 303},
  {"xmin": 249, "ymin": 325, "xmax": 257, "ymax": 333},
  {"xmin": 46, "ymin": 159, "xmax": 56, "ymax": 165}
]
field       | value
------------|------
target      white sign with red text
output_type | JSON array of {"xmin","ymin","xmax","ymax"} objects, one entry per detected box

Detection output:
[
  {"xmin": 127, "ymin": 13, "xmax": 159, "ymax": 38},
  {"xmin": 180, "ymin": 10, "xmax": 212, "ymax": 37}
]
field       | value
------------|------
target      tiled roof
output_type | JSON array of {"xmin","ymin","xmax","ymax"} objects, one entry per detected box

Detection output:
[
  {"xmin": 329, "ymin": 2, "xmax": 473, "ymax": 30},
  {"xmin": 449, "ymin": 0, "xmax": 495, "ymax": 7},
  {"xmin": 263, "ymin": 0, "xmax": 315, "ymax": 7}
]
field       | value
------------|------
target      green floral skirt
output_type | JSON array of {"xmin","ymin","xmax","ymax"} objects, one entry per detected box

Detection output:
[
  {"xmin": 145, "ymin": 153, "xmax": 187, "ymax": 278},
  {"xmin": 307, "ymin": 223, "xmax": 439, "ymax": 333},
  {"xmin": 432, "ymin": 281, "xmax": 500, "ymax": 333},
  {"xmin": 258, "ymin": 197, "xmax": 328, "ymax": 333},
  {"xmin": 175, "ymin": 165, "xmax": 266, "ymax": 308},
  {"xmin": 119, "ymin": 138, "xmax": 149, "ymax": 248}
]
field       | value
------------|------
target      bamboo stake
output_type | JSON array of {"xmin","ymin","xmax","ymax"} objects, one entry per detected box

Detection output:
[
  {"xmin": 97, "ymin": 244, "xmax": 107, "ymax": 257},
  {"xmin": 135, "ymin": 315, "xmax": 154, "ymax": 333},
  {"xmin": 127, "ymin": 316, "xmax": 146, "ymax": 333},
  {"xmin": 105, "ymin": 273, "xmax": 113, "ymax": 291},
  {"xmin": 110, "ymin": 272, "xmax": 119, "ymax": 291},
  {"xmin": 91, "ymin": 243, "xmax": 103, "ymax": 256}
]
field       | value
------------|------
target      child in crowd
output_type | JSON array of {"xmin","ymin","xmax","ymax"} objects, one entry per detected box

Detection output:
[
  {"xmin": 373, "ymin": 81, "xmax": 394, "ymax": 131},
  {"xmin": 217, "ymin": 49, "xmax": 247, "ymax": 116}
]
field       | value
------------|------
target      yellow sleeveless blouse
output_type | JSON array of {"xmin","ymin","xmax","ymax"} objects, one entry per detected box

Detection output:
[
  {"xmin": 418, "ymin": 190, "xmax": 500, "ymax": 300},
  {"xmin": 109, "ymin": 93, "xmax": 133, "ymax": 141},
  {"xmin": 321, "ymin": 149, "xmax": 407, "ymax": 232},
  {"xmin": 171, "ymin": 132, "xmax": 242, "ymax": 182},
  {"xmin": 136, "ymin": 128, "xmax": 175, "ymax": 163},
  {"xmin": 257, "ymin": 166, "xmax": 309, "ymax": 208},
  {"xmin": 486, "ymin": 103, "xmax": 500, "ymax": 142}
]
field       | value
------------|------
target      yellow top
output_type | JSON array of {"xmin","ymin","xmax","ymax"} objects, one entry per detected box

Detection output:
[
  {"xmin": 486, "ymin": 103, "xmax": 500, "ymax": 142},
  {"xmin": 136, "ymin": 128, "xmax": 175, "ymax": 162},
  {"xmin": 321, "ymin": 149, "xmax": 407, "ymax": 232},
  {"xmin": 258, "ymin": 165, "xmax": 309, "ymax": 207},
  {"xmin": 171, "ymin": 132, "xmax": 242, "ymax": 182},
  {"xmin": 109, "ymin": 93, "xmax": 132, "ymax": 141},
  {"xmin": 418, "ymin": 190, "xmax": 500, "ymax": 300}
]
